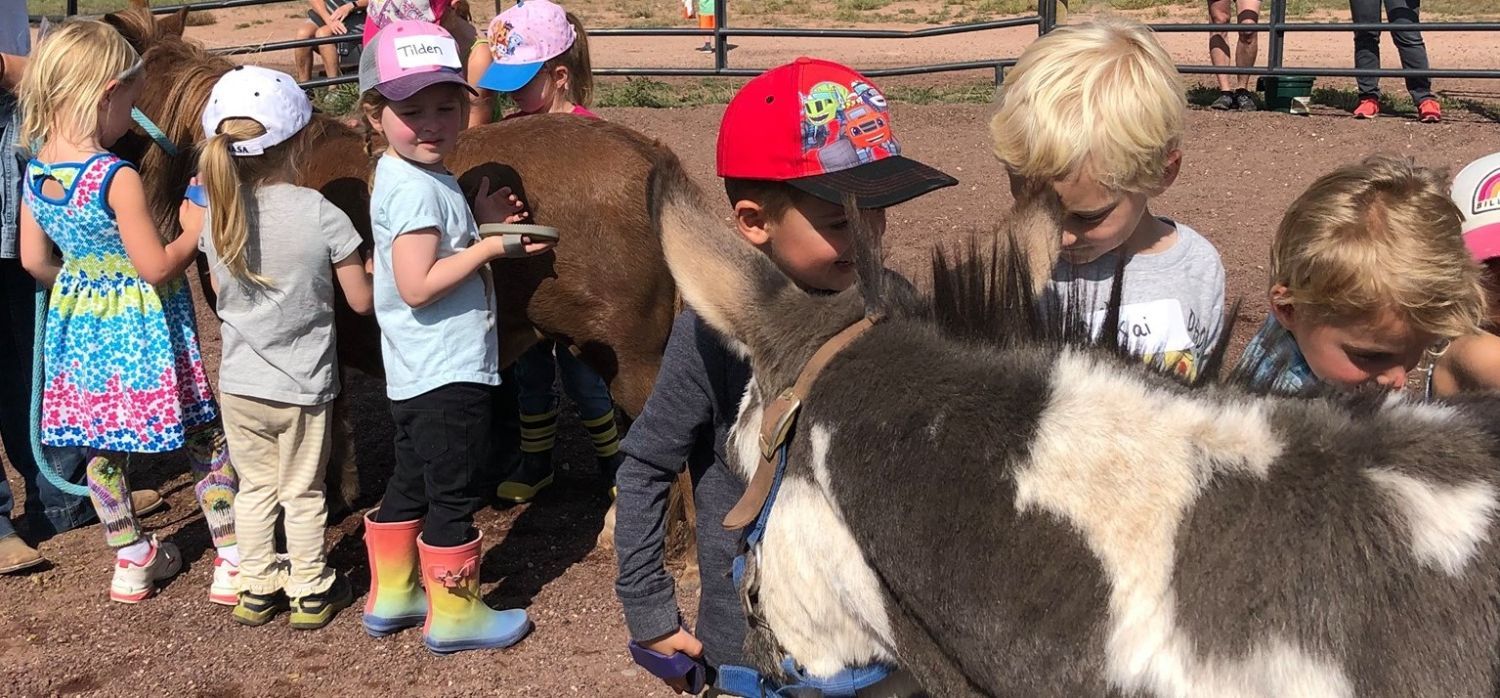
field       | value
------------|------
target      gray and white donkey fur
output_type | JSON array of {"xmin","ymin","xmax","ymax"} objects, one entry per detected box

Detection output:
[{"xmin": 649, "ymin": 162, "xmax": 1500, "ymax": 698}]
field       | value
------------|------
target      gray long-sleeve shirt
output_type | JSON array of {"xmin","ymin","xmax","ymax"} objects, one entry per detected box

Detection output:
[{"xmin": 614, "ymin": 308, "xmax": 751, "ymax": 669}]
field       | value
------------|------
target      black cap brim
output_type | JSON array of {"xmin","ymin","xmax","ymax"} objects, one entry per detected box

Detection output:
[{"xmin": 786, "ymin": 156, "xmax": 958, "ymax": 210}]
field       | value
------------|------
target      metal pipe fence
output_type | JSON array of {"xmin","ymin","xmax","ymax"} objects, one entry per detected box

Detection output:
[{"xmin": 43, "ymin": 0, "xmax": 1500, "ymax": 88}]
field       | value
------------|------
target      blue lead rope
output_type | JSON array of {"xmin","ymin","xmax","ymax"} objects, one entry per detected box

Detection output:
[
  {"xmin": 718, "ymin": 445, "xmax": 893, "ymax": 698},
  {"xmin": 30, "ymin": 285, "xmax": 87, "ymax": 497},
  {"xmin": 131, "ymin": 107, "xmax": 178, "ymax": 158}
]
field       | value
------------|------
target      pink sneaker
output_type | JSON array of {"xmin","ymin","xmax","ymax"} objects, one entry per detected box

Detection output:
[
  {"xmin": 210, "ymin": 556, "xmax": 239, "ymax": 606},
  {"xmin": 110, "ymin": 537, "xmax": 182, "ymax": 604}
]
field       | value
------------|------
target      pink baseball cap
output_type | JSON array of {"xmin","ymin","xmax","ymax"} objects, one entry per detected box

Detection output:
[
  {"xmin": 477, "ymin": 0, "xmax": 577, "ymax": 93},
  {"xmin": 358, "ymin": 20, "xmax": 474, "ymax": 101},
  {"xmin": 1452, "ymin": 152, "xmax": 1500, "ymax": 262}
]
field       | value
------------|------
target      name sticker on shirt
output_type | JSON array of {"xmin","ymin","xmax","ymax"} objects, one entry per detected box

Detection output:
[
  {"xmin": 1089, "ymin": 298, "xmax": 1195, "ymax": 354},
  {"xmin": 392, "ymin": 35, "xmax": 462, "ymax": 70}
]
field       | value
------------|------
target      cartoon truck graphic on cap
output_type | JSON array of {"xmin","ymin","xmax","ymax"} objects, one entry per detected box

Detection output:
[{"xmin": 842, "ymin": 103, "xmax": 892, "ymax": 151}]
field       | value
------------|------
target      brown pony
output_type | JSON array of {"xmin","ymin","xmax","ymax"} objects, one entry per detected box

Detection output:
[{"xmin": 101, "ymin": 4, "xmax": 694, "ymax": 558}]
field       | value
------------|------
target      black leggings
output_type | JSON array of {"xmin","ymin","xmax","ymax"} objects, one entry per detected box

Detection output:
[{"xmin": 377, "ymin": 382, "xmax": 493, "ymax": 547}]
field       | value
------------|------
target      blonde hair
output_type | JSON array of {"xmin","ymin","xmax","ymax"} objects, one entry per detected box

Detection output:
[
  {"xmin": 19, "ymin": 20, "xmax": 142, "ymax": 152},
  {"xmin": 989, "ymin": 17, "xmax": 1184, "ymax": 193},
  {"xmin": 198, "ymin": 117, "xmax": 308, "ymax": 286},
  {"xmin": 1272, "ymin": 154, "xmax": 1488, "ymax": 339}
]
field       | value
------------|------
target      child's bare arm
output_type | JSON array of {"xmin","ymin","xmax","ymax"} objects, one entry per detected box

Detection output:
[
  {"xmin": 334, "ymin": 250, "xmax": 375, "ymax": 315},
  {"xmin": 389, "ymin": 229, "xmax": 510, "ymax": 308},
  {"xmin": 1435, "ymin": 332, "xmax": 1500, "ymax": 395},
  {"xmin": 18, "ymin": 200, "xmax": 61, "ymax": 287},
  {"xmin": 113, "ymin": 168, "xmax": 199, "ymax": 285}
]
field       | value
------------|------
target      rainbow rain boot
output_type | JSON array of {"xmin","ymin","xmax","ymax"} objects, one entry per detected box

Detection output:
[
  {"xmin": 360, "ymin": 511, "xmax": 427, "ymax": 637},
  {"xmin": 417, "ymin": 531, "xmax": 531, "ymax": 654}
]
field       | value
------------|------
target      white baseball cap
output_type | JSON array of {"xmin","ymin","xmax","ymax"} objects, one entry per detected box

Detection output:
[
  {"xmin": 200, "ymin": 65, "xmax": 312, "ymax": 156},
  {"xmin": 1453, "ymin": 152, "xmax": 1500, "ymax": 262}
]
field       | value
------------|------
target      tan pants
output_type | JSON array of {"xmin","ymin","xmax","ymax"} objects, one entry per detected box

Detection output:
[{"xmin": 221, "ymin": 393, "xmax": 336, "ymax": 597}]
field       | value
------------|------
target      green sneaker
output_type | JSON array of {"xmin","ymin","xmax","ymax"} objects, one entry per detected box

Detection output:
[
  {"xmin": 290, "ymin": 574, "xmax": 354, "ymax": 630},
  {"xmin": 233, "ymin": 590, "xmax": 289, "ymax": 627}
]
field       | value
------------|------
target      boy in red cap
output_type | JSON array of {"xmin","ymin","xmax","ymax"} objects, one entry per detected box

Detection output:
[{"xmin": 613, "ymin": 57, "xmax": 954, "ymax": 695}]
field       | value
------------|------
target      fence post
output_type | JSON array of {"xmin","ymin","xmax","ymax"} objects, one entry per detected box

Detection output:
[
  {"xmin": 1038, "ymin": 0, "xmax": 1057, "ymax": 36},
  {"xmin": 713, "ymin": 0, "xmax": 728, "ymax": 73},
  {"xmin": 1266, "ymin": 0, "xmax": 1286, "ymax": 75},
  {"xmin": 66, "ymin": 0, "xmax": 78, "ymax": 17}
]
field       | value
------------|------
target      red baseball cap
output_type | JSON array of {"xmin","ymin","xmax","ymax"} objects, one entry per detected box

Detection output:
[{"xmin": 716, "ymin": 57, "xmax": 957, "ymax": 209}]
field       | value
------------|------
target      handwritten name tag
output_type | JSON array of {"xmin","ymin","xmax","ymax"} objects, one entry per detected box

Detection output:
[
  {"xmin": 392, "ymin": 35, "xmax": 461, "ymax": 70},
  {"xmin": 1088, "ymin": 298, "xmax": 1195, "ymax": 354}
]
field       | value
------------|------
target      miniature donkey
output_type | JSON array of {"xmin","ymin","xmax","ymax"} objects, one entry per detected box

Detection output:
[{"xmin": 652, "ymin": 157, "xmax": 1500, "ymax": 696}]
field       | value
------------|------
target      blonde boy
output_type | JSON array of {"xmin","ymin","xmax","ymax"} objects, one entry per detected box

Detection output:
[
  {"xmin": 991, "ymin": 17, "xmax": 1226, "ymax": 379},
  {"xmin": 1239, "ymin": 154, "xmax": 1489, "ymax": 394}
]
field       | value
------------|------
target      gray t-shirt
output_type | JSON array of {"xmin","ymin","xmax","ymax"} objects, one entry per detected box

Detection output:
[
  {"xmin": 200, "ymin": 183, "xmax": 362, "ymax": 405},
  {"xmin": 1044, "ymin": 219, "xmax": 1226, "ymax": 380}
]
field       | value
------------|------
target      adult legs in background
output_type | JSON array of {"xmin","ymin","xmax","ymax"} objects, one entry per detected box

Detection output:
[{"xmin": 1383, "ymin": 0, "xmax": 1434, "ymax": 104}]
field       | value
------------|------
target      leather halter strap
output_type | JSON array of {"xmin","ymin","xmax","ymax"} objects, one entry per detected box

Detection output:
[{"xmin": 722, "ymin": 317, "xmax": 877, "ymax": 530}]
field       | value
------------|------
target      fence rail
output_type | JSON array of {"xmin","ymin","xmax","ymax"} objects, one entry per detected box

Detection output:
[{"xmin": 41, "ymin": 0, "xmax": 1500, "ymax": 88}]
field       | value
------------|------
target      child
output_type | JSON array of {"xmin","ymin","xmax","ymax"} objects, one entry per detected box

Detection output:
[
  {"xmin": 363, "ymin": 0, "xmax": 476, "ymax": 55},
  {"xmin": 1425, "ymin": 153, "xmax": 1500, "ymax": 396},
  {"xmin": 1237, "ymin": 154, "xmax": 1489, "ymax": 396},
  {"xmin": 16, "ymin": 20, "xmax": 240, "ymax": 604},
  {"xmin": 990, "ymin": 18, "xmax": 1227, "ymax": 380},
  {"xmin": 614, "ymin": 57, "xmax": 956, "ymax": 693},
  {"xmin": 356, "ymin": 20, "xmax": 552, "ymax": 653},
  {"xmin": 464, "ymin": 0, "xmax": 614, "ymax": 502},
  {"xmin": 193, "ymin": 66, "xmax": 375, "ymax": 629},
  {"xmin": 462, "ymin": 0, "xmax": 593, "ymax": 128}
]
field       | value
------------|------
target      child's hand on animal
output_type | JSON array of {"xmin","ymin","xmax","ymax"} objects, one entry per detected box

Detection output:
[
  {"xmin": 641, "ymin": 628, "xmax": 704, "ymax": 694},
  {"xmin": 178, "ymin": 178, "xmax": 206, "ymax": 246},
  {"xmin": 472, "ymin": 176, "xmax": 528, "ymax": 225}
]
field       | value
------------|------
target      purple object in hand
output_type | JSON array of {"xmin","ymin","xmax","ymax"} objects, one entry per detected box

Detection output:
[{"xmin": 629, "ymin": 641, "xmax": 707, "ymax": 694}]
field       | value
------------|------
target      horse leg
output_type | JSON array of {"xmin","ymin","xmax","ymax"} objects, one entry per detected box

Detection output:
[{"xmin": 323, "ymin": 388, "xmax": 360, "ymax": 516}]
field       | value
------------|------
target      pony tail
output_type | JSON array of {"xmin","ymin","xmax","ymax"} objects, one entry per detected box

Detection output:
[
  {"xmin": 198, "ymin": 119, "xmax": 271, "ymax": 286},
  {"xmin": 564, "ymin": 12, "xmax": 593, "ymax": 108}
]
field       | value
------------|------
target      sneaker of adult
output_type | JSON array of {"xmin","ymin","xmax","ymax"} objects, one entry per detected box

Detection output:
[
  {"xmin": 1210, "ymin": 91, "xmax": 1235, "ymax": 111},
  {"xmin": 1353, "ymin": 96, "xmax": 1380, "ymax": 119},
  {"xmin": 1418, "ymin": 98, "xmax": 1442, "ymax": 123},
  {"xmin": 0, "ymin": 534, "xmax": 45, "ymax": 574},
  {"xmin": 1234, "ymin": 89, "xmax": 1258, "ymax": 111}
]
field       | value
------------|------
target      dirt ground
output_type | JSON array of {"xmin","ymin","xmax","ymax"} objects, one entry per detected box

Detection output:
[{"xmin": 2, "ymin": 101, "xmax": 1499, "ymax": 696}]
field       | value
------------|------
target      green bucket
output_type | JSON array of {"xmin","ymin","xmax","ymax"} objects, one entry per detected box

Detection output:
[{"xmin": 1257, "ymin": 76, "xmax": 1316, "ymax": 114}]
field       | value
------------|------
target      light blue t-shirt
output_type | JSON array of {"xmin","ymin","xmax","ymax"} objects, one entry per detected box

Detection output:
[{"xmin": 370, "ymin": 154, "xmax": 499, "ymax": 400}]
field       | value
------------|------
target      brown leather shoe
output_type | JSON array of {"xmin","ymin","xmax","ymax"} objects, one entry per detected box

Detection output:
[
  {"xmin": 0, "ymin": 534, "xmax": 45, "ymax": 574},
  {"xmin": 131, "ymin": 489, "xmax": 165, "ymax": 517}
]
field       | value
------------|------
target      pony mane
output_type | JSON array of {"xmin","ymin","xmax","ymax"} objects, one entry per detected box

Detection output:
[
  {"xmin": 904, "ymin": 220, "xmax": 1241, "ymax": 391},
  {"xmin": 104, "ymin": 6, "xmax": 234, "ymax": 238}
]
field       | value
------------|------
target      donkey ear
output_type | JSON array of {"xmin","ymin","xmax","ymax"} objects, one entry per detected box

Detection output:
[{"xmin": 158, "ymin": 8, "xmax": 190, "ymax": 37}]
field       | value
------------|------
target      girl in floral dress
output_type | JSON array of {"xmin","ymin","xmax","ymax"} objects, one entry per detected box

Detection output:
[{"xmin": 16, "ymin": 20, "xmax": 240, "ymax": 604}]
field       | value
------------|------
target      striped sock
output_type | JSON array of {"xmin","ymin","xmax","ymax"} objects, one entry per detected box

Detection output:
[
  {"xmin": 520, "ymin": 409, "xmax": 559, "ymax": 455},
  {"xmin": 583, "ymin": 409, "xmax": 620, "ymax": 459}
]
